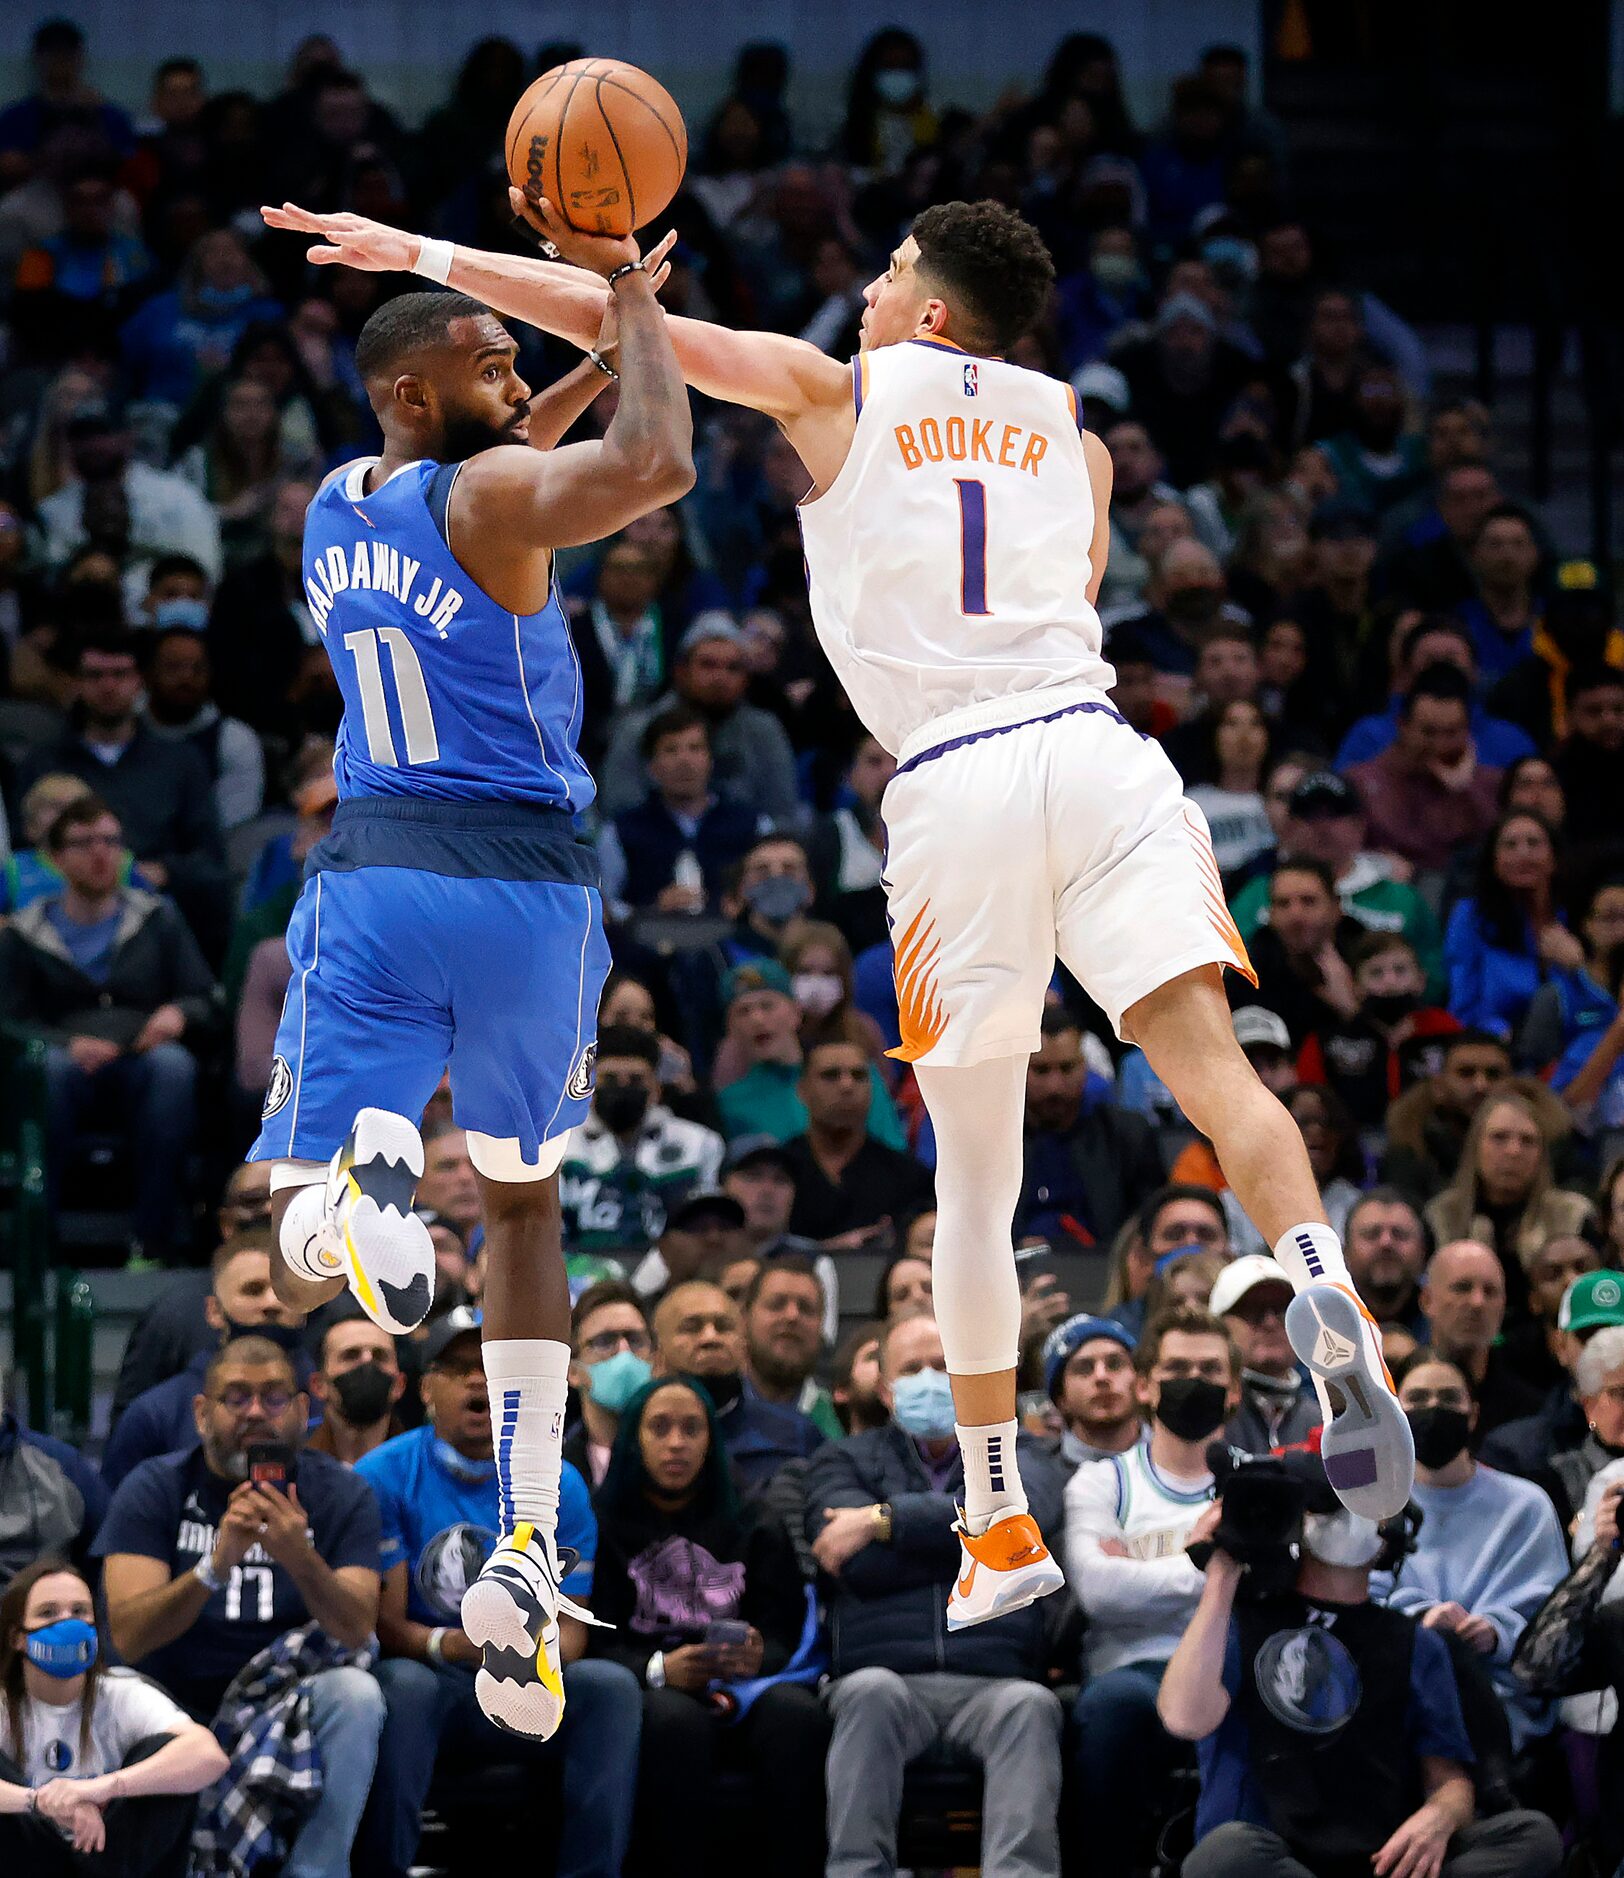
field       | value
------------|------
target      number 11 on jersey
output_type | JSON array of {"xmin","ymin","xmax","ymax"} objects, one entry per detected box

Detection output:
[{"xmin": 954, "ymin": 479, "xmax": 990, "ymax": 616}]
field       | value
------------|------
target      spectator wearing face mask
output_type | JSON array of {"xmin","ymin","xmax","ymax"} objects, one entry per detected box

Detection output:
[
  {"xmin": 565, "ymin": 1282, "xmax": 655, "ymax": 1490},
  {"xmin": 0, "ymin": 1556, "xmax": 226, "ymax": 1875},
  {"xmin": 1375, "ymin": 1357, "xmax": 1569, "ymax": 1752},
  {"xmin": 558, "ymin": 1026, "xmax": 725, "ymax": 1258},
  {"xmin": 100, "ymin": 1231, "xmax": 310, "ymax": 1491},
  {"xmin": 1209, "ymin": 1257, "xmax": 1321, "ymax": 1453},
  {"xmin": 652, "ymin": 1281, "xmax": 824, "ymax": 1499},
  {"xmin": 304, "ymin": 1318, "xmax": 404, "ymax": 1467},
  {"xmin": 1038, "ymin": 1313, "xmax": 1143, "ymax": 1475},
  {"xmin": 137, "ymin": 626, "xmax": 263, "ymax": 834},
  {"xmin": 0, "ymin": 1361, "xmax": 109, "ymax": 1594},
  {"xmin": 806, "ymin": 1311, "xmax": 1066, "ymax": 1878},
  {"xmin": 1064, "ymin": 1307, "xmax": 1238, "ymax": 1878},
  {"xmin": 356, "ymin": 1307, "xmax": 640, "ymax": 1878}
]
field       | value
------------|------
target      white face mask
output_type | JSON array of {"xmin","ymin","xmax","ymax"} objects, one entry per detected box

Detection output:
[
  {"xmin": 874, "ymin": 68, "xmax": 921, "ymax": 107},
  {"xmin": 792, "ymin": 972, "xmax": 843, "ymax": 1017},
  {"xmin": 1302, "ymin": 1509, "xmax": 1383, "ymax": 1569}
]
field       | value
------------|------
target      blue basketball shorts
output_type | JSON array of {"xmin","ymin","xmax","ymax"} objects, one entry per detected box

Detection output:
[{"xmin": 250, "ymin": 864, "xmax": 611, "ymax": 1166}]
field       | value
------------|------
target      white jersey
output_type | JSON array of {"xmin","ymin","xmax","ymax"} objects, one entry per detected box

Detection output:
[{"xmin": 798, "ymin": 337, "xmax": 1113, "ymax": 762}]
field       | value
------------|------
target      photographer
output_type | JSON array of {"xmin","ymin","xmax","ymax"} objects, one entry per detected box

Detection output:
[{"xmin": 1157, "ymin": 1451, "xmax": 1562, "ymax": 1878}]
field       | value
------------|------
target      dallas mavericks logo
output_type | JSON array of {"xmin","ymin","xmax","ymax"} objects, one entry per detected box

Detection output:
[
  {"xmin": 1254, "ymin": 1627, "xmax": 1362, "ymax": 1735},
  {"xmin": 963, "ymin": 362, "xmax": 979, "ymax": 397},
  {"xmin": 45, "ymin": 1738, "xmax": 73, "ymax": 1772},
  {"xmin": 262, "ymin": 1055, "xmax": 293, "ymax": 1118},
  {"xmin": 1594, "ymin": 1277, "xmax": 1622, "ymax": 1310},
  {"xmin": 417, "ymin": 1523, "xmax": 498, "ymax": 1620},
  {"xmin": 566, "ymin": 1040, "xmax": 597, "ymax": 1101}
]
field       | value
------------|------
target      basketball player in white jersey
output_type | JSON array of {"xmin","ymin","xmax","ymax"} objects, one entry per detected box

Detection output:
[{"xmin": 270, "ymin": 191, "xmax": 1413, "ymax": 1630}]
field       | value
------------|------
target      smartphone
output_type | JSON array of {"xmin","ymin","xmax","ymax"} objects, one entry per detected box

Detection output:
[
  {"xmin": 703, "ymin": 1620, "xmax": 750, "ymax": 1650},
  {"xmin": 245, "ymin": 1442, "xmax": 298, "ymax": 1492},
  {"xmin": 1014, "ymin": 1242, "xmax": 1067, "ymax": 1294}
]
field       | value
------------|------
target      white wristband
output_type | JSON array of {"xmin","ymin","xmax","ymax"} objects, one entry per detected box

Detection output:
[
  {"xmin": 646, "ymin": 1650, "xmax": 665, "ymax": 1689},
  {"xmin": 413, "ymin": 238, "xmax": 455, "ymax": 286},
  {"xmin": 426, "ymin": 1626, "xmax": 447, "ymax": 1664}
]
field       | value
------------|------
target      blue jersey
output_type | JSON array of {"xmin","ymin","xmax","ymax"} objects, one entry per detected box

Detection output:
[{"xmin": 302, "ymin": 456, "xmax": 594, "ymax": 814}]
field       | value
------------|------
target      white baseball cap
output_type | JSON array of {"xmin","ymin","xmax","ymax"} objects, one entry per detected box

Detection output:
[{"xmin": 1209, "ymin": 1254, "xmax": 1295, "ymax": 1320}]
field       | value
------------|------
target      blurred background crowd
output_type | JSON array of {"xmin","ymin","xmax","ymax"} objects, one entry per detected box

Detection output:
[{"xmin": 1, "ymin": 6, "xmax": 1623, "ymax": 1877}]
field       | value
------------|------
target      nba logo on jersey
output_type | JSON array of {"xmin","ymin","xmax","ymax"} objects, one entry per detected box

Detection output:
[{"xmin": 962, "ymin": 363, "xmax": 978, "ymax": 397}]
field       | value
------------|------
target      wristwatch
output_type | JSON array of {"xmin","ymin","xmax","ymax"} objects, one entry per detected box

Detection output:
[
  {"xmin": 193, "ymin": 1556, "xmax": 224, "ymax": 1593},
  {"xmin": 646, "ymin": 1651, "xmax": 666, "ymax": 1689},
  {"xmin": 872, "ymin": 1503, "xmax": 893, "ymax": 1544}
]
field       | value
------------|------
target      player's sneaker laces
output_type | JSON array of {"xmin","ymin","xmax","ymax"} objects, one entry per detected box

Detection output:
[
  {"xmin": 1286, "ymin": 1282, "xmax": 1415, "ymax": 1521},
  {"xmin": 462, "ymin": 1522, "xmax": 606, "ymax": 1738},
  {"xmin": 945, "ymin": 1510, "xmax": 1065, "ymax": 1633},
  {"xmin": 326, "ymin": 1108, "xmax": 435, "ymax": 1334}
]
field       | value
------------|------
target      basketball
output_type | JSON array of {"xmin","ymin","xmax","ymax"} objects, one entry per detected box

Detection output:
[{"xmin": 505, "ymin": 59, "xmax": 687, "ymax": 239}]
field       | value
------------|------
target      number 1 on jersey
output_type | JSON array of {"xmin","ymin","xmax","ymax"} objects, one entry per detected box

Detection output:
[
  {"xmin": 954, "ymin": 478, "xmax": 990, "ymax": 616},
  {"xmin": 344, "ymin": 627, "xmax": 441, "ymax": 767}
]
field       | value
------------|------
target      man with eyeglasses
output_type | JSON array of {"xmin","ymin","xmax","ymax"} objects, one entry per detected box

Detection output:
[
  {"xmin": 0, "ymin": 791, "xmax": 216, "ymax": 1263},
  {"xmin": 355, "ymin": 1306, "xmax": 640, "ymax": 1878},
  {"xmin": 97, "ymin": 1335, "xmax": 385, "ymax": 1877},
  {"xmin": 565, "ymin": 1282, "xmax": 655, "ymax": 1488},
  {"xmin": 1209, "ymin": 1256, "xmax": 1320, "ymax": 1454}
]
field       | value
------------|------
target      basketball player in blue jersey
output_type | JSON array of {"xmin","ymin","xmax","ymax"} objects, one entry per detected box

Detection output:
[
  {"xmin": 268, "ymin": 192, "xmax": 1414, "ymax": 1632},
  {"xmin": 251, "ymin": 202, "xmax": 693, "ymax": 1738}
]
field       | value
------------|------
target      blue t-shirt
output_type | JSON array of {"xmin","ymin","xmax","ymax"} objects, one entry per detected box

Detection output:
[
  {"xmin": 1194, "ymin": 1601, "xmax": 1472, "ymax": 1840},
  {"xmin": 93, "ymin": 1444, "xmax": 381, "ymax": 1720},
  {"xmin": 356, "ymin": 1424, "xmax": 594, "ymax": 1625},
  {"xmin": 46, "ymin": 902, "xmax": 122, "ymax": 984}
]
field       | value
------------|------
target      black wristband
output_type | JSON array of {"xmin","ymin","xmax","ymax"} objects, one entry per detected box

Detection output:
[{"xmin": 607, "ymin": 259, "xmax": 646, "ymax": 290}]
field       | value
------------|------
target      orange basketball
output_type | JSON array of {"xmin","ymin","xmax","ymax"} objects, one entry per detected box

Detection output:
[{"xmin": 506, "ymin": 59, "xmax": 687, "ymax": 238}]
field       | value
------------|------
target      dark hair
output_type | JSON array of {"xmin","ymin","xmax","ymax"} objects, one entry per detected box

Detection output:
[
  {"xmin": 1472, "ymin": 809, "xmax": 1559, "ymax": 953},
  {"xmin": 1185, "ymin": 696, "xmax": 1277, "ymax": 790},
  {"xmin": 1271, "ymin": 855, "xmax": 1338, "ymax": 898},
  {"xmin": 1498, "ymin": 754, "xmax": 1562, "ymax": 816},
  {"xmin": 209, "ymin": 1224, "xmax": 276, "ymax": 1282},
  {"xmin": 1345, "ymin": 1185, "xmax": 1428, "ymax": 1246},
  {"xmin": 145, "ymin": 623, "xmax": 211, "ymax": 667},
  {"xmin": 1349, "ymin": 928, "xmax": 1417, "ymax": 972},
  {"xmin": 873, "ymin": 1248, "xmax": 932, "ymax": 1318},
  {"xmin": 1, "ymin": 1559, "xmax": 100, "ymax": 1766},
  {"xmin": 597, "ymin": 1375, "xmax": 739, "ymax": 1526},
  {"xmin": 571, "ymin": 1279, "xmax": 649, "ymax": 1345},
  {"xmin": 1442, "ymin": 1026, "xmax": 1511, "ymax": 1060},
  {"xmin": 595, "ymin": 1024, "xmax": 660, "ymax": 1072},
  {"xmin": 801, "ymin": 1028, "xmax": 869, "ymax": 1071},
  {"xmin": 1400, "ymin": 660, "xmax": 1472, "ymax": 717},
  {"xmin": 203, "ymin": 1335, "xmax": 298, "ymax": 1395},
  {"xmin": 831, "ymin": 1319, "xmax": 883, "ymax": 1430},
  {"xmin": 355, "ymin": 291, "xmax": 493, "ymax": 382},
  {"xmin": 1284, "ymin": 1081, "xmax": 1364, "ymax": 1185},
  {"xmin": 640, "ymin": 704, "xmax": 710, "ymax": 761},
  {"xmin": 1470, "ymin": 500, "xmax": 1538, "ymax": 549},
  {"xmin": 156, "ymin": 55, "xmax": 203, "ymax": 82},
  {"xmin": 33, "ymin": 19, "xmax": 84, "ymax": 54},
  {"xmin": 1039, "ymin": 1002, "xmax": 1084, "ymax": 1042},
  {"xmin": 146, "ymin": 552, "xmax": 209, "ymax": 592},
  {"xmin": 73, "ymin": 629, "xmax": 140, "ymax": 672},
  {"xmin": 742, "ymin": 1252, "xmax": 823, "ymax": 1313},
  {"xmin": 911, "ymin": 201, "xmax": 1056, "ymax": 354},
  {"xmin": 46, "ymin": 794, "xmax": 117, "ymax": 853},
  {"xmin": 1200, "ymin": 43, "xmax": 1248, "ymax": 70},
  {"xmin": 1138, "ymin": 1183, "xmax": 1228, "ymax": 1244},
  {"xmin": 1566, "ymin": 662, "xmax": 1624, "ymax": 707},
  {"xmin": 1397, "ymin": 613, "xmax": 1471, "ymax": 670}
]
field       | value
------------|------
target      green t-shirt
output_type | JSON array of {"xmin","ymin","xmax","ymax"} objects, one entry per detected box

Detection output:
[
  {"xmin": 1229, "ymin": 866, "xmax": 1444, "ymax": 999},
  {"xmin": 716, "ymin": 1058, "xmax": 906, "ymax": 1150}
]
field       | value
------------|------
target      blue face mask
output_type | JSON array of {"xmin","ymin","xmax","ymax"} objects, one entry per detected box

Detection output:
[
  {"xmin": 195, "ymin": 282, "xmax": 254, "ymax": 315},
  {"xmin": 890, "ymin": 1366, "xmax": 957, "ymax": 1439},
  {"xmin": 154, "ymin": 596, "xmax": 209, "ymax": 630},
  {"xmin": 433, "ymin": 1437, "xmax": 495, "ymax": 1482},
  {"xmin": 588, "ymin": 1348, "xmax": 653, "ymax": 1414},
  {"xmin": 25, "ymin": 1619, "xmax": 99, "ymax": 1679}
]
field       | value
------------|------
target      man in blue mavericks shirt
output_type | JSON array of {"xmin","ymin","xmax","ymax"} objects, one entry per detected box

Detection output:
[{"xmin": 354, "ymin": 1308, "xmax": 640, "ymax": 1878}]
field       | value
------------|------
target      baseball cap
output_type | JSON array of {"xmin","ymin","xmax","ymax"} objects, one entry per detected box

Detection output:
[
  {"xmin": 1232, "ymin": 1006, "xmax": 1291, "ymax": 1054},
  {"xmin": 1042, "ymin": 1313, "xmax": 1136, "ymax": 1402},
  {"xmin": 666, "ymin": 1189, "xmax": 747, "ymax": 1233},
  {"xmin": 1558, "ymin": 1270, "xmax": 1624, "ymax": 1335},
  {"xmin": 1289, "ymin": 770, "xmax": 1361, "ymax": 819},
  {"xmin": 722, "ymin": 959, "xmax": 794, "ymax": 1004},
  {"xmin": 725, "ymin": 1137, "xmax": 796, "ymax": 1180},
  {"xmin": 678, "ymin": 612, "xmax": 744, "ymax": 655},
  {"xmin": 1072, "ymin": 361, "xmax": 1130, "ymax": 415},
  {"xmin": 422, "ymin": 1304, "xmax": 483, "ymax": 1367},
  {"xmin": 1209, "ymin": 1254, "xmax": 1294, "ymax": 1319}
]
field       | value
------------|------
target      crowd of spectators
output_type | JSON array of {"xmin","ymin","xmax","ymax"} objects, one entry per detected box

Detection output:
[{"xmin": 1, "ymin": 12, "xmax": 1623, "ymax": 1878}]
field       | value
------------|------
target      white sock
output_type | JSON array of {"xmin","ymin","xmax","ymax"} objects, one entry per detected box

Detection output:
[
  {"xmin": 957, "ymin": 1420, "xmax": 1028, "ymax": 1535},
  {"xmin": 482, "ymin": 1338, "xmax": 571, "ymax": 1546},
  {"xmin": 277, "ymin": 1182, "xmax": 337, "ymax": 1283},
  {"xmin": 1272, "ymin": 1222, "xmax": 1352, "ymax": 1293}
]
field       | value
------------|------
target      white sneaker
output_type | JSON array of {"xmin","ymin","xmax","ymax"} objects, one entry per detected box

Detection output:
[
  {"xmin": 462, "ymin": 1524, "xmax": 606, "ymax": 1739},
  {"xmin": 945, "ymin": 1511, "xmax": 1065, "ymax": 1632},
  {"xmin": 1286, "ymin": 1282, "xmax": 1415, "ymax": 1520},
  {"xmin": 326, "ymin": 1108, "xmax": 435, "ymax": 1334}
]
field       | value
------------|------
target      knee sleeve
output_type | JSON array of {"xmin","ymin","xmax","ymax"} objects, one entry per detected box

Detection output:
[
  {"xmin": 466, "ymin": 1129, "xmax": 570, "ymax": 1182},
  {"xmin": 915, "ymin": 1057, "xmax": 1027, "ymax": 1375}
]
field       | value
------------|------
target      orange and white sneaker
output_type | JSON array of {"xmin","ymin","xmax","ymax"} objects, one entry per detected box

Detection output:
[
  {"xmin": 946, "ymin": 1510, "xmax": 1065, "ymax": 1632},
  {"xmin": 1286, "ymin": 1281, "xmax": 1414, "ymax": 1522}
]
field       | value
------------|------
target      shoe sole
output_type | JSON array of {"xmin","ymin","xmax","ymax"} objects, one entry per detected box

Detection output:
[
  {"xmin": 329, "ymin": 1108, "xmax": 433, "ymax": 1332},
  {"xmin": 946, "ymin": 1557, "xmax": 1066, "ymax": 1632},
  {"xmin": 463, "ymin": 1546, "xmax": 567, "ymax": 1741},
  {"xmin": 1286, "ymin": 1282, "xmax": 1415, "ymax": 1520}
]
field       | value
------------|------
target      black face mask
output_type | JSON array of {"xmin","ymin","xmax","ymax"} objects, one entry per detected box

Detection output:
[
  {"xmin": 1156, "ymin": 1376, "xmax": 1230, "ymax": 1443},
  {"xmin": 331, "ymin": 1362, "xmax": 394, "ymax": 1426},
  {"xmin": 1164, "ymin": 589, "xmax": 1223, "ymax": 631},
  {"xmin": 595, "ymin": 1080, "xmax": 651, "ymax": 1135},
  {"xmin": 223, "ymin": 1315, "xmax": 306, "ymax": 1353},
  {"xmin": 1407, "ymin": 1405, "xmax": 1471, "ymax": 1470},
  {"xmin": 1364, "ymin": 991, "xmax": 1420, "ymax": 1026}
]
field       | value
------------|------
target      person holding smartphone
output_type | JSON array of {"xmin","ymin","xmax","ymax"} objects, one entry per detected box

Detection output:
[{"xmin": 586, "ymin": 1376, "xmax": 829, "ymax": 1878}]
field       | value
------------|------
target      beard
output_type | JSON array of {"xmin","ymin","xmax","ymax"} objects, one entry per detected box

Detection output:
[{"xmin": 437, "ymin": 407, "xmax": 529, "ymax": 464}]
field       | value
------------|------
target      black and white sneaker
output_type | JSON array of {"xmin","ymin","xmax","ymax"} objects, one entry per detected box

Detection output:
[
  {"xmin": 325, "ymin": 1108, "xmax": 435, "ymax": 1334},
  {"xmin": 462, "ymin": 1523, "xmax": 606, "ymax": 1739}
]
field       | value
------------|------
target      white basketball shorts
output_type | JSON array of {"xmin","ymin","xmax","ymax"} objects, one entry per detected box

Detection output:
[{"xmin": 880, "ymin": 692, "xmax": 1257, "ymax": 1066}]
